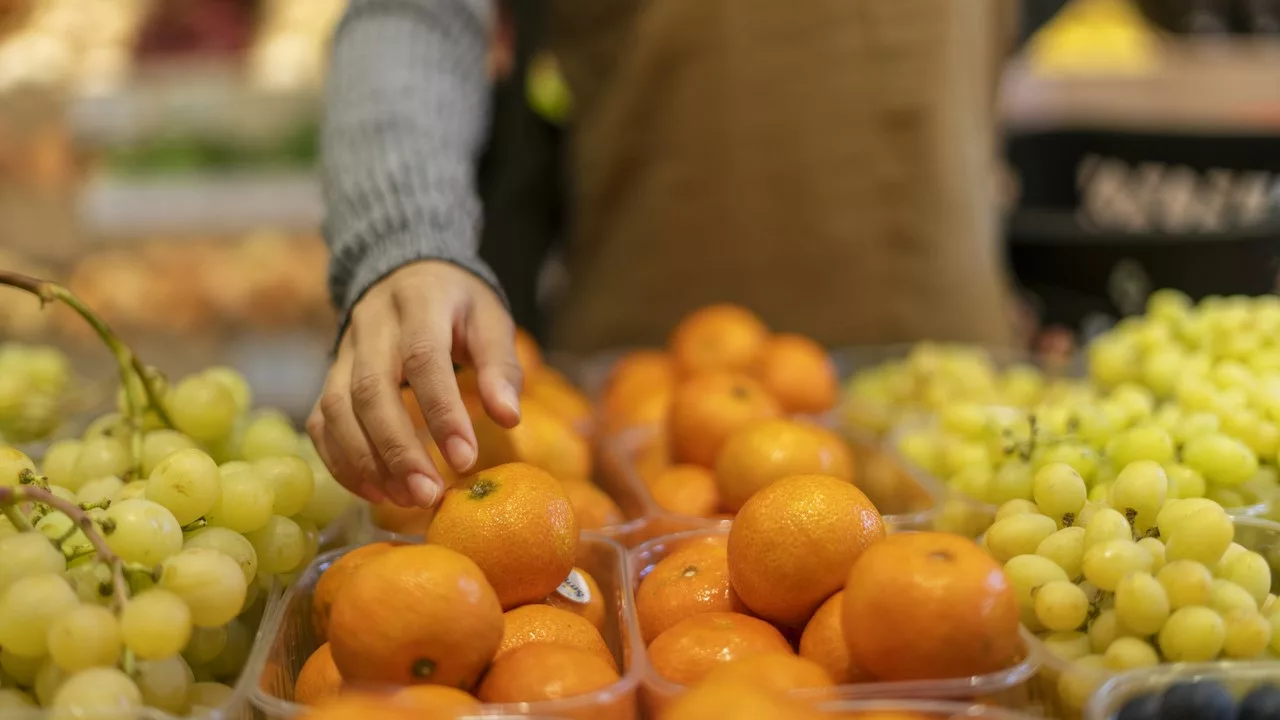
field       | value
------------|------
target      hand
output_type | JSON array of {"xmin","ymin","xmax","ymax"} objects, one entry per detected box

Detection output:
[{"xmin": 307, "ymin": 261, "xmax": 523, "ymax": 508}]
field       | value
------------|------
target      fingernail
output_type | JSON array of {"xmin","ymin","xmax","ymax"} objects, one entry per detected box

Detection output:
[
  {"xmin": 445, "ymin": 436, "xmax": 477, "ymax": 472},
  {"xmin": 499, "ymin": 382, "xmax": 521, "ymax": 421},
  {"xmin": 407, "ymin": 473, "xmax": 441, "ymax": 506}
]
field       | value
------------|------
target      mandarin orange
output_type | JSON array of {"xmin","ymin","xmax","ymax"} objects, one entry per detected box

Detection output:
[
  {"xmin": 669, "ymin": 372, "xmax": 780, "ymax": 467},
  {"xmin": 636, "ymin": 539, "xmax": 746, "ymax": 643},
  {"xmin": 294, "ymin": 643, "xmax": 342, "ymax": 706},
  {"xmin": 799, "ymin": 591, "xmax": 869, "ymax": 684},
  {"xmin": 714, "ymin": 419, "xmax": 854, "ymax": 512},
  {"xmin": 476, "ymin": 643, "xmax": 625, "ymax": 719},
  {"xmin": 648, "ymin": 465, "xmax": 719, "ymax": 518},
  {"xmin": 668, "ymin": 304, "xmax": 770, "ymax": 376},
  {"xmin": 496, "ymin": 604, "xmax": 617, "ymax": 670},
  {"xmin": 543, "ymin": 566, "xmax": 607, "ymax": 632},
  {"xmin": 647, "ymin": 612, "xmax": 792, "ymax": 686},
  {"xmin": 560, "ymin": 478, "xmax": 625, "ymax": 530},
  {"xmin": 311, "ymin": 542, "xmax": 401, "ymax": 641},
  {"xmin": 699, "ymin": 652, "xmax": 834, "ymax": 694},
  {"xmin": 753, "ymin": 334, "xmax": 838, "ymax": 415},
  {"xmin": 657, "ymin": 679, "xmax": 825, "ymax": 720}
]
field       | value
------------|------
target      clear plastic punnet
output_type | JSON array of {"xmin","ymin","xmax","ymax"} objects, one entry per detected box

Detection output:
[
  {"xmin": 816, "ymin": 698, "xmax": 1054, "ymax": 718},
  {"xmin": 252, "ymin": 532, "xmax": 643, "ymax": 720},
  {"xmin": 1025, "ymin": 515, "xmax": 1280, "ymax": 719},
  {"xmin": 629, "ymin": 528, "xmax": 1040, "ymax": 717},
  {"xmin": 1084, "ymin": 661, "xmax": 1280, "ymax": 720}
]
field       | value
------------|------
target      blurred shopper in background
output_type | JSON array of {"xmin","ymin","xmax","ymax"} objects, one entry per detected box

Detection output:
[{"xmin": 309, "ymin": 0, "xmax": 1034, "ymax": 506}]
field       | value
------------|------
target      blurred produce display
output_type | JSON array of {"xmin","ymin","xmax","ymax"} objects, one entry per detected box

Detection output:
[
  {"xmin": 0, "ymin": 342, "xmax": 71, "ymax": 444},
  {"xmin": 134, "ymin": 0, "xmax": 256, "ymax": 60},
  {"xmin": 103, "ymin": 121, "xmax": 317, "ymax": 175},
  {"xmin": 248, "ymin": 0, "xmax": 347, "ymax": 93},
  {"xmin": 0, "ymin": 0, "xmax": 150, "ymax": 95}
]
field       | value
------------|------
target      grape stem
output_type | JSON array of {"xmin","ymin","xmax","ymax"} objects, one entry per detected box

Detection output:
[
  {"xmin": 0, "ymin": 472, "xmax": 129, "ymax": 612},
  {"xmin": 0, "ymin": 270, "xmax": 175, "ymax": 479}
]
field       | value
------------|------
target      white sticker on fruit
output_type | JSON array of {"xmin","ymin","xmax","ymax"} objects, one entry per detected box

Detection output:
[{"xmin": 556, "ymin": 569, "xmax": 590, "ymax": 605}]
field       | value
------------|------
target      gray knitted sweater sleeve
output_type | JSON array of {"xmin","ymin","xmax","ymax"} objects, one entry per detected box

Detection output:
[{"xmin": 322, "ymin": 0, "xmax": 501, "ymax": 326}]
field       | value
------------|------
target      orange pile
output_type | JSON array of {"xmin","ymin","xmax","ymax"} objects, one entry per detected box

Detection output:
[
  {"xmin": 634, "ymin": 475, "xmax": 1023, "ymax": 695},
  {"xmin": 303, "ymin": 462, "xmax": 627, "ymax": 717}
]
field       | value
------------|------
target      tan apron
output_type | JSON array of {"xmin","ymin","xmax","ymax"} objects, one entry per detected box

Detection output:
[{"xmin": 546, "ymin": 0, "xmax": 1019, "ymax": 352}]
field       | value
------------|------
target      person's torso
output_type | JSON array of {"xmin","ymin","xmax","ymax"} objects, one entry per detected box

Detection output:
[{"xmin": 544, "ymin": 0, "xmax": 1019, "ymax": 352}]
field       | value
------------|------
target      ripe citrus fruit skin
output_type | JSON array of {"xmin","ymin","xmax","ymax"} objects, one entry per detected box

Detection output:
[
  {"xmin": 752, "ymin": 334, "xmax": 838, "ymax": 415},
  {"xmin": 524, "ymin": 367, "xmax": 594, "ymax": 437},
  {"xmin": 657, "ymin": 677, "xmax": 826, "ymax": 720},
  {"xmin": 699, "ymin": 652, "xmax": 834, "ymax": 694},
  {"xmin": 370, "ymin": 501, "xmax": 434, "ymax": 536},
  {"xmin": 799, "ymin": 591, "xmax": 871, "ymax": 684},
  {"xmin": 669, "ymin": 372, "xmax": 781, "ymax": 467},
  {"xmin": 728, "ymin": 475, "xmax": 885, "ymax": 627},
  {"xmin": 496, "ymin": 604, "xmax": 617, "ymax": 670},
  {"xmin": 312, "ymin": 542, "xmax": 401, "ymax": 641},
  {"xmin": 297, "ymin": 694, "xmax": 423, "ymax": 720},
  {"xmin": 842, "ymin": 532, "xmax": 1021, "ymax": 682},
  {"xmin": 327, "ymin": 544, "xmax": 503, "ymax": 689},
  {"xmin": 543, "ymin": 566, "xmax": 606, "ymax": 631},
  {"xmin": 636, "ymin": 538, "xmax": 746, "ymax": 643},
  {"xmin": 648, "ymin": 465, "xmax": 719, "ymax": 518},
  {"xmin": 560, "ymin": 478, "xmax": 626, "ymax": 530},
  {"xmin": 393, "ymin": 685, "xmax": 481, "ymax": 715},
  {"xmin": 426, "ymin": 462, "xmax": 579, "ymax": 609},
  {"xmin": 476, "ymin": 643, "xmax": 624, "ymax": 715},
  {"xmin": 647, "ymin": 612, "xmax": 793, "ymax": 686},
  {"xmin": 294, "ymin": 643, "xmax": 342, "ymax": 706},
  {"xmin": 602, "ymin": 351, "xmax": 676, "ymax": 432},
  {"xmin": 714, "ymin": 419, "xmax": 854, "ymax": 512},
  {"xmin": 514, "ymin": 327, "xmax": 543, "ymax": 375},
  {"xmin": 668, "ymin": 304, "xmax": 770, "ymax": 376}
]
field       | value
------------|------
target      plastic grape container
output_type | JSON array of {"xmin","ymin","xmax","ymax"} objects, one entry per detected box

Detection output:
[
  {"xmin": 1084, "ymin": 661, "xmax": 1280, "ymax": 720},
  {"xmin": 628, "ymin": 529, "xmax": 1040, "ymax": 717},
  {"xmin": 1026, "ymin": 515, "xmax": 1280, "ymax": 719},
  {"xmin": 252, "ymin": 532, "xmax": 644, "ymax": 720},
  {"xmin": 5, "ymin": 579, "xmax": 284, "ymax": 720}
]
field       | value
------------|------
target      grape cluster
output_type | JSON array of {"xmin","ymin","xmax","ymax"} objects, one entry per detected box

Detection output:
[
  {"xmin": 0, "ymin": 365, "xmax": 354, "ymax": 718},
  {"xmin": 0, "ymin": 343, "xmax": 72, "ymax": 444},
  {"xmin": 988, "ymin": 460, "xmax": 1278, "ymax": 713}
]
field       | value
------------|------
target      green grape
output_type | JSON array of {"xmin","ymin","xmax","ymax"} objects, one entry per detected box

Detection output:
[
  {"xmin": 986, "ymin": 514, "xmax": 1056, "ymax": 564},
  {"xmin": 1216, "ymin": 549, "xmax": 1271, "ymax": 605},
  {"xmin": 298, "ymin": 463, "xmax": 353, "ymax": 528},
  {"xmin": 112, "ymin": 481, "xmax": 147, "ymax": 502},
  {"xmin": 182, "ymin": 625, "xmax": 228, "ymax": 665},
  {"xmin": 65, "ymin": 563, "xmax": 114, "ymax": 607},
  {"xmin": 1036, "ymin": 526, "xmax": 1086, "ymax": 578},
  {"xmin": 939, "ymin": 404, "xmax": 988, "ymax": 437},
  {"xmin": 1163, "ymin": 463, "xmax": 1207, "ymax": 499},
  {"xmin": 169, "ymin": 376, "xmax": 238, "ymax": 442},
  {"xmin": 119, "ymin": 588, "xmax": 192, "ymax": 660},
  {"xmin": 1148, "ymin": 288, "xmax": 1192, "ymax": 320},
  {"xmin": 1003, "ymin": 554, "xmax": 1069, "ymax": 631},
  {"xmin": 35, "ymin": 512, "xmax": 92, "ymax": 558},
  {"xmin": 0, "ymin": 532, "xmax": 66, "ymax": 593},
  {"xmin": 1041, "ymin": 631, "xmax": 1092, "ymax": 662},
  {"xmin": 203, "ymin": 418, "xmax": 246, "ymax": 465},
  {"xmin": 47, "ymin": 604, "xmax": 122, "ymax": 673},
  {"xmin": 1033, "ymin": 580, "xmax": 1088, "ymax": 632},
  {"xmin": 1108, "ymin": 460, "xmax": 1168, "ymax": 530},
  {"xmin": 146, "ymin": 448, "xmax": 221, "ymax": 526},
  {"xmin": 1164, "ymin": 505, "xmax": 1234, "ymax": 566},
  {"xmin": 994, "ymin": 499, "xmax": 1039, "ymax": 522},
  {"xmin": 1088, "ymin": 483, "xmax": 1111, "ymax": 504},
  {"xmin": 1222, "ymin": 608, "xmax": 1272, "ymax": 659},
  {"xmin": 252, "ymin": 456, "xmax": 314, "ymax": 517},
  {"xmin": 1056, "ymin": 654, "xmax": 1109, "ymax": 713},
  {"xmin": 0, "ymin": 647, "xmax": 42, "ymax": 685},
  {"xmin": 0, "ymin": 688, "xmax": 35, "ymax": 708},
  {"xmin": 1249, "ymin": 421, "xmax": 1280, "ymax": 458},
  {"xmin": 1036, "ymin": 442, "xmax": 1099, "ymax": 484},
  {"xmin": 941, "ymin": 440, "xmax": 991, "ymax": 477},
  {"xmin": 206, "ymin": 464, "xmax": 274, "ymax": 534},
  {"xmin": 244, "ymin": 516, "xmax": 305, "ymax": 575},
  {"xmin": 1158, "ymin": 606, "xmax": 1225, "ymax": 662},
  {"xmin": 239, "ymin": 413, "xmax": 300, "ymax": 461},
  {"xmin": 1156, "ymin": 498, "xmax": 1219, "ymax": 535},
  {"xmin": 1114, "ymin": 571, "xmax": 1170, "ymax": 634},
  {"xmin": 189, "ymin": 681, "xmax": 235, "ymax": 714},
  {"xmin": 1172, "ymin": 411, "xmax": 1221, "ymax": 445},
  {"xmin": 1032, "ymin": 463, "xmax": 1087, "ymax": 523},
  {"xmin": 990, "ymin": 461, "xmax": 1034, "ymax": 504},
  {"xmin": 50, "ymin": 667, "xmax": 141, "ymax": 720},
  {"xmin": 41, "ymin": 440, "xmax": 83, "ymax": 489},
  {"xmin": 1141, "ymin": 349, "xmax": 1186, "ymax": 398},
  {"xmin": 0, "ymin": 573, "xmax": 78, "ymax": 656},
  {"xmin": 1103, "ymin": 636, "xmax": 1160, "ymax": 670},
  {"xmin": 134, "ymin": 655, "xmax": 194, "ymax": 714},
  {"xmin": 897, "ymin": 431, "xmax": 941, "ymax": 474},
  {"xmin": 1107, "ymin": 426, "xmax": 1174, "ymax": 470},
  {"xmin": 292, "ymin": 516, "xmax": 320, "ymax": 574},
  {"xmin": 1137, "ymin": 536, "xmax": 1166, "ymax": 571},
  {"xmin": 75, "ymin": 476, "xmax": 123, "ymax": 506},
  {"xmin": 0, "ymin": 447, "xmax": 36, "ymax": 488},
  {"xmin": 1183, "ymin": 433, "xmax": 1259, "ymax": 487},
  {"xmin": 1082, "ymin": 540, "xmax": 1153, "ymax": 592},
  {"xmin": 1210, "ymin": 579, "xmax": 1258, "ymax": 614},
  {"xmin": 1157, "ymin": 560, "xmax": 1214, "ymax": 609},
  {"xmin": 70, "ymin": 436, "xmax": 130, "ymax": 489},
  {"xmin": 202, "ymin": 367, "xmax": 253, "ymax": 414},
  {"xmin": 101, "ymin": 499, "xmax": 183, "ymax": 566},
  {"xmin": 1089, "ymin": 337, "xmax": 1138, "ymax": 388},
  {"xmin": 1089, "ymin": 609, "xmax": 1133, "ymax": 653},
  {"xmin": 1083, "ymin": 507, "xmax": 1133, "ymax": 549},
  {"xmin": 140, "ymin": 430, "xmax": 197, "ymax": 478},
  {"xmin": 184, "ymin": 527, "xmax": 258, "ymax": 584},
  {"xmin": 35, "ymin": 658, "xmax": 64, "ymax": 706},
  {"xmin": 159, "ymin": 549, "xmax": 247, "ymax": 628},
  {"xmin": 205, "ymin": 619, "xmax": 251, "ymax": 681}
]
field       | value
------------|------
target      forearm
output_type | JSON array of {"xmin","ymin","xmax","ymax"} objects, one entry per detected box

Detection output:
[{"xmin": 322, "ymin": 0, "xmax": 501, "ymax": 320}]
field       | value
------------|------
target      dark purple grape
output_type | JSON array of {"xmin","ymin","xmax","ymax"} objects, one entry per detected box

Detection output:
[
  {"xmin": 1116, "ymin": 692, "xmax": 1161, "ymax": 720},
  {"xmin": 1159, "ymin": 681, "xmax": 1235, "ymax": 720},
  {"xmin": 1238, "ymin": 683, "xmax": 1280, "ymax": 720}
]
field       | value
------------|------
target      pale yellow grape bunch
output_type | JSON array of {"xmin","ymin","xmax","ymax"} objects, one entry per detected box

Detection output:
[
  {"xmin": 987, "ymin": 460, "xmax": 1280, "ymax": 715},
  {"xmin": 0, "ymin": 343, "xmax": 73, "ymax": 444},
  {"xmin": 843, "ymin": 342, "xmax": 1087, "ymax": 436}
]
